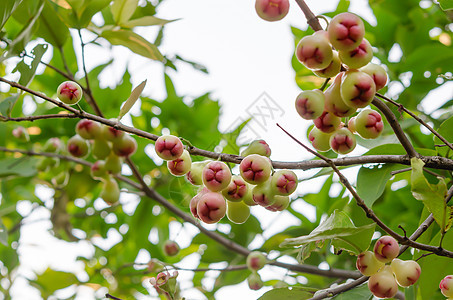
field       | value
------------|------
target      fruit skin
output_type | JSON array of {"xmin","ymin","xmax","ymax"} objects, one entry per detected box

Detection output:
[
  {"xmin": 247, "ymin": 272, "xmax": 264, "ymax": 290},
  {"xmin": 57, "ymin": 81, "xmax": 83, "ymax": 105},
  {"xmin": 247, "ymin": 251, "xmax": 267, "ymax": 271},
  {"xmin": 190, "ymin": 187, "xmax": 210, "ymax": 219},
  {"xmin": 329, "ymin": 127, "xmax": 356, "ymax": 154},
  {"xmin": 226, "ymin": 200, "xmax": 250, "ymax": 224},
  {"xmin": 163, "ymin": 240, "xmax": 180, "ymax": 257},
  {"xmin": 368, "ymin": 265, "xmax": 398, "ymax": 299},
  {"xmin": 338, "ymin": 38, "xmax": 373, "ymax": 69},
  {"xmin": 373, "ymin": 235, "xmax": 399, "ymax": 263},
  {"xmin": 354, "ymin": 109, "xmax": 384, "ymax": 139},
  {"xmin": 440, "ymin": 275, "xmax": 453, "ymax": 297},
  {"xmin": 270, "ymin": 169, "xmax": 298, "ymax": 196},
  {"xmin": 390, "ymin": 258, "xmax": 421, "ymax": 287},
  {"xmin": 43, "ymin": 137, "xmax": 63, "ymax": 153},
  {"xmin": 91, "ymin": 161, "xmax": 108, "ymax": 180},
  {"xmin": 167, "ymin": 150, "xmax": 192, "ymax": 176},
  {"xmin": 67, "ymin": 134, "xmax": 90, "ymax": 158},
  {"xmin": 76, "ymin": 119, "xmax": 102, "ymax": 139},
  {"xmin": 252, "ymin": 181, "xmax": 275, "ymax": 207},
  {"xmin": 295, "ymin": 90, "xmax": 325, "ymax": 120},
  {"xmin": 327, "ymin": 12, "xmax": 365, "ymax": 51},
  {"xmin": 265, "ymin": 195, "xmax": 290, "ymax": 211},
  {"xmin": 202, "ymin": 161, "xmax": 232, "ymax": 192},
  {"xmin": 105, "ymin": 153, "xmax": 123, "ymax": 174},
  {"xmin": 239, "ymin": 154, "xmax": 273, "ymax": 185},
  {"xmin": 12, "ymin": 126, "xmax": 29, "ymax": 142},
  {"xmin": 102, "ymin": 124, "xmax": 125, "ymax": 142},
  {"xmin": 242, "ymin": 183, "xmax": 258, "ymax": 206},
  {"xmin": 255, "ymin": 0, "xmax": 290, "ymax": 22},
  {"xmin": 92, "ymin": 138, "xmax": 111, "ymax": 160},
  {"xmin": 196, "ymin": 191, "xmax": 227, "ymax": 224},
  {"xmin": 100, "ymin": 177, "xmax": 120, "ymax": 205},
  {"xmin": 340, "ymin": 70, "xmax": 376, "ymax": 109},
  {"xmin": 360, "ymin": 63, "xmax": 388, "ymax": 91},
  {"xmin": 240, "ymin": 140, "xmax": 271, "ymax": 157},
  {"xmin": 356, "ymin": 251, "xmax": 384, "ymax": 276},
  {"xmin": 296, "ymin": 31, "xmax": 333, "ymax": 70},
  {"xmin": 155, "ymin": 135, "xmax": 184, "ymax": 161},
  {"xmin": 186, "ymin": 161, "xmax": 210, "ymax": 185},
  {"xmin": 308, "ymin": 126, "xmax": 332, "ymax": 152},
  {"xmin": 324, "ymin": 72, "xmax": 356, "ymax": 118},
  {"xmin": 112, "ymin": 134, "xmax": 137, "ymax": 157},
  {"xmin": 313, "ymin": 50, "xmax": 342, "ymax": 78},
  {"xmin": 313, "ymin": 111, "xmax": 342, "ymax": 133},
  {"xmin": 222, "ymin": 175, "xmax": 248, "ymax": 202}
]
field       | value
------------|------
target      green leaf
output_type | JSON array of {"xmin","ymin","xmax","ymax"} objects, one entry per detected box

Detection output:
[
  {"xmin": 30, "ymin": 268, "xmax": 78, "ymax": 297},
  {"xmin": 410, "ymin": 157, "xmax": 450, "ymax": 231},
  {"xmin": 280, "ymin": 210, "xmax": 375, "ymax": 261},
  {"xmin": 258, "ymin": 287, "xmax": 314, "ymax": 300},
  {"xmin": 111, "ymin": 0, "xmax": 138, "ymax": 25},
  {"xmin": 0, "ymin": 0, "xmax": 23, "ymax": 29},
  {"xmin": 331, "ymin": 283, "xmax": 372, "ymax": 299},
  {"xmin": 0, "ymin": 94, "xmax": 19, "ymax": 117},
  {"xmin": 121, "ymin": 15, "xmax": 174, "ymax": 28},
  {"xmin": 0, "ymin": 157, "xmax": 38, "ymax": 177},
  {"xmin": 357, "ymin": 164, "xmax": 402, "ymax": 207},
  {"xmin": 101, "ymin": 29, "xmax": 163, "ymax": 61},
  {"xmin": 0, "ymin": 221, "xmax": 8, "ymax": 246},
  {"xmin": 78, "ymin": 0, "xmax": 111, "ymax": 28},
  {"xmin": 37, "ymin": 1, "xmax": 70, "ymax": 48},
  {"xmin": 434, "ymin": 116, "xmax": 453, "ymax": 158},
  {"xmin": 12, "ymin": 43, "xmax": 48, "ymax": 86},
  {"xmin": 118, "ymin": 79, "xmax": 146, "ymax": 120},
  {"xmin": 438, "ymin": 0, "xmax": 453, "ymax": 10}
]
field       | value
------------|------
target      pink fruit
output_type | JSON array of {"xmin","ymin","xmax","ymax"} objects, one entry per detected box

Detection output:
[
  {"xmin": 190, "ymin": 187, "xmax": 210, "ymax": 219},
  {"xmin": 295, "ymin": 89, "xmax": 325, "ymax": 120},
  {"xmin": 368, "ymin": 265, "xmax": 398, "ymax": 299},
  {"xmin": 112, "ymin": 134, "xmax": 137, "ymax": 157},
  {"xmin": 356, "ymin": 251, "xmax": 384, "ymax": 276},
  {"xmin": 57, "ymin": 81, "xmax": 83, "ymax": 105},
  {"xmin": 373, "ymin": 235, "xmax": 399, "ymax": 263},
  {"xmin": 252, "ymin": 182, "xmax": 275, "ymax": 206},
  {"xmin": 296, "ymin": 31, "xmax": 333, "ymax": 70},
  {"xmin": 102, "ymin": 125, "xmax": 125, "ymax": 141},
  {"xmin": 240, "ymin": 140, "xmax": 271, "ymax": 157},
  {"xmin": 440, "ymin": 275, "xmax": 453, "ymax": 297},
  {"xmin": 163, "ymin": 240, "xmax": 180, "ymax": 256},
  {"xmin": 329, "ymin": 127, "xmax": 356, "ymax": 154},
  {"xmin": 67, "ymin": 135, "xmax": 90, "ymax": 158},
  {"xmin": 390, "ymin": 258, "xmax": 421, "ymax": 287},
  {"xmin": 247, "ymin": 251, "xmax": 267, "ymax": 271},
  {"xmin": 265, "ymin": 195, "xmax": 290, "ymax": 211},
  {"xmin": 347, "ymin": 117, "xmax": 356, "ymax": 133},
  {"xmin": 313, "ymin": 111, "xmax": 342, "ymax": 133},
  {"xmin": 270, "ymin": 169, "xmax": 298, "ymax": 196},
  {"xmin": 340, "ymin": 70, "xmax": 376, "ymax": 109},
  {"xmin": 324, "ymin": 72, "xmax": 357, "ymax": 117},
  {"xmin": 239, "ymin": 154, "xmax": 273, "ymax": 185},
  {"xmin": 226, "ymin": 200, "xmax": 250, "ymax": 224},
  {"xmin": 197, "ymin": 192, "xmax": 227, "ymax": 224},
  {"xmin": 202, "ymin": 161, "xmax": 232, "ymax": 192},
  {"xmin": 255, "ymin": 0, "xmax": 289, "ymax": 22},
  {"xmin": 339, "ymin": 38, "xmax": 373, "ymax": 69},
  {"xmin": 167, "ymin": 150, "xmax": 192, "ymax": 176},
  {"xmin": 76, "ymin": 119, "xmax": 102, "ymax": 140},
  {"xmin": 354, "ymin": 109, "xmax": 384, "ymax": 139},
  {"xmin": 155, "ymin": 135, "xmax": 184, "ymax": 161},
  {"xmin": 12, "ymin": 126, "xmax": 29, "ymax": 142},
  {"xmin": 222, "ymin": 175, "xmax": 249, "ymax": 202},
  {"xmin": 186, "ymin": 161, "xmax": 210, "ymax": 185},
  {"xmin": 327, "ymin": 12, "xmax": 365, "ymax": 51},
  {"xmin": 247, "ymin": 272, "xmax": 264, "ymax": 290},
  {"xmin": 308, "ymin": 126, "xmax": 332, "ymax": 152},
  {"xmin": 360, "ymin": 63, "xmax": 388, "ymax": 91},
  {"xmin": 313, "ymin": 50, "xmax": 342, "ymax": 78}
]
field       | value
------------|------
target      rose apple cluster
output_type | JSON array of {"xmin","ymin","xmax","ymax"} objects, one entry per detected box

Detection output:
[
  {"xmin": 293, "ymin": 12, "xmax": 388, "ymax": 154},
  {"xmin": 66, "ymin": 119, "xmax": 137, "ymax": 204},
  {"xmin": 355, "ymin": 235, "xmax": 421, "ymax": 298},
  {"xmin": 156, "ymin": 136, "xmax": 298, "ymax": 225}
]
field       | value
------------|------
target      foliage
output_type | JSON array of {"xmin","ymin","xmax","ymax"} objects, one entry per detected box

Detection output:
[{"xmin": 0, "ymin": 0, "xmax": 452, "ymax": 299}]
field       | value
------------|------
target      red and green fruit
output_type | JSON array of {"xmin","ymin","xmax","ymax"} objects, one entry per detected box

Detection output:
[
  {"xmin": 338, "ymin": 38, "xmax": 373, "ymax": 69},
  {"xmin": 222, "ymin": 175, "xmax": 248, "ymax": 202},
  {"xmin": 247, "ymin": 272, "xmax": 264, "ymax": 290},
  {"xmin": 340, "ymin": 70, "xmax": 376, "ymax": 109},
  {"xmin": 313, "ymin": 50, "xmax": 341, "ymax": 78},
  {"xmin": 368, "ymin": 265, "xmax": 398, "ymax": 299},
  {"xmin": 373, "ymin": 235, "xmax": 399, "ymax": 263},
  {"xmin": 155, "ymin": 135, "xmax": 184, "ymax": 161},
  {"xmin": 313, "ymin": 111, "xmax": 341, "ymax": 133},
  {"xmin": 360, "ymin": 63, "xmax": 388, "ymax": 91},
  {"xmin": 76, "ymin": 119, "xmax": 102, "ymax": 140},
  {"xmin": 329, "ymin": 127, "xmax": 356, "ymax": 154},
  {"xmin": 327, "ymin": 12, "xmax": 365, "ymax": 51},
  {"xmin": 270, "ymin": 169, "xmax": 298, "ymax": 196},
  {"xmin": 354, "ymin": 109, "xmax": 384, "ymax": 139},
  {"xmin": 202, "ymin": 161, "xmax": 232, "ymax": 192},
  {"xmin": 57, "ymin": 81, "xmax": 83, "ymax": 105},
  {"xmin": 390, "ymin": 258, "xmax": 421, "ymax": 287},
  {"xmin": 295, "ymin": 89, "xmax": 325, "ymax": 120},
  {"xmin": 240, "ymin": 140, "xmax": 271, "ymax": 157},
  {"xmin": 167, "ymin": 150, "xmax": 192, "ymax": 176},
  {"xmin": 324, "ymin": 72, "xmax": 356, "ymax": 117},
  {"xmin": 308, "ymin": 126, "xmax": 332, "ymax": 152},
  {"xmin": 265, "ymin": 195, "xmax": 290, "ymax": 211},
  {"xmin": 163, "ymin": 240, "xmax": 180, "ymax": 257},
  {"xmin": 356, "ymin": 251, "xmax": 384, "ymax": 276},
  {"xmin": 186, "ymin": 160, "xmax": 210, "ymax": 185},
  {"xmin": 67, "ymin": 135, "xmax": 90, "ymax": 158},
  {"xmin": 247, "ymin": 251, "xmax": 267, "ymax": 271},
  {"xmin": 196, "ymin": 191, "xmax": 227, "ymax": 224},
  {"xmin": 440, "ymin": 275, "xmax": 453, "ymax": 298},
  {"xmin": 295, "ymin": 31, "xmax": 333, "ymax": 70},
  {"xmin": 255, "ymin": 0, "xmax": 290, "ymax": 22}
]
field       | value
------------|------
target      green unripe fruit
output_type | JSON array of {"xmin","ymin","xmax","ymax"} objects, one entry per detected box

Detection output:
[
  {"xmin": 12, "ymin": 126, "xmax": 30, "ymax": 142},
  {"xmin": 240, "ymin": 140, "xmax": 271, "ymax": 157},
  {"xmin": 100, "ymin": 177, "xmax": 120, "ymax": 205},
  {"xmin": 252, "ymin": 181, "xmax": 275, "ymax": 206},
  {"xmin": 43, "ymin": 138, "xmax": 63, "ymax": 153},
  {"xmin": 186, "ymin": 161, "xmax": 210, "ymax": 185},
  {"xmin": 313, "ymin": 50, "xmax": 342, "ymax": 78},
  {"xmin": 91, "ymin": 160, "xmax": 108, "ymax": 180},
  {"xmin": 266, "ymin": 195, "xmax": 290, "ymax": 211},
  {"xmin": 242, "ymin": 182, "xmax": 257, "ymax": 206},
  {"xmin": 105, "ymin": 153, "xmax": 122, "ymax": 174},
  {"xmin": 390, "ymin": 258, "xmax": 421, "ymax": 287},
  {"xmin": 226, "ymin": 200, "xmax": 250, "ymax": 224},
  {"xmin": 247, "ymin": 272, "xmax": 264, "ymax": 290},
  {"xmin": 308, "ymin": 126, "xmax": 332, "ymax": 152},
  {"xmin": 52, "ymin": 171, "xmax": 69, "ymax": 187},
  {"xmin": 324, "ymin": 72, "xmax": 356, "ymax": 118},
  {"xmin": 92, "ymin": 139, "xmax": 111, "ymax": 160}
]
